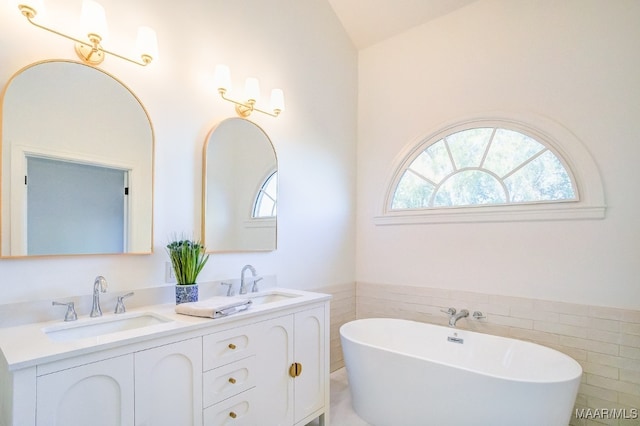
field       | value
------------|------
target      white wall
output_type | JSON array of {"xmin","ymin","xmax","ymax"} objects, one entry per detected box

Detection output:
[
  {"xmin": 0, "ymin": 0, "xmax": 357, "ymax": 304},
  {"xmin": 357, "ymin": 0, "xmax": 640, "ymax": 309}
]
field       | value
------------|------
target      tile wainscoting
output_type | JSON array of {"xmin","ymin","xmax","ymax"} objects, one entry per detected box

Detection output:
[
  {"xmin": 354, "ymin": 281, "xmax": 640, "ymax": 426},
  {"xmin": 313, "ymin": 282, "xmax": 356, "ymax": 373}
]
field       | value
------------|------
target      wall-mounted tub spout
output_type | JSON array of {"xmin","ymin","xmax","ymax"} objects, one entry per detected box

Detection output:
[{"xmin": 448, "ymin": 309, "xmax": 469, "ymax": 327}]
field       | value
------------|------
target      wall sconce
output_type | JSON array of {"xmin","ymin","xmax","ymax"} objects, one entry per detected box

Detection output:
[
  {"xmin": 214, "ymin": 65, "xmax": 285, "ymax": 118},
  {"xmin": 17, "ymin": 0, "xmax": 158, "ymax": 67}
]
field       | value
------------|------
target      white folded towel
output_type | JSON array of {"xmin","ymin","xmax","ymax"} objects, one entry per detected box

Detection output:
[{"xmin": 175, "ymin": 296, "xmax": 253, "ymax": 319}]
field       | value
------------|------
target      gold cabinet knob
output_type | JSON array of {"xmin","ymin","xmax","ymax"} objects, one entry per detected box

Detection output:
[
  {"xmin": 229, "ymin": 411, "xmax": 237, "ymax": 419},
  {"xmin": 228, "ymin": 343, "xmax": 236, "ymax": 350},
  {"xmin": 228, "ymin": 377, "xmax": 236, "ymax": 384},
  {"xmin": 289, "ymin": 362, "xmax": 303, "ymax": 377}
]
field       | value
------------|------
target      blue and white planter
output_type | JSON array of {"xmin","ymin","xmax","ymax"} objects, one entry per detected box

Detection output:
[{"xmin": 175, "ymin": 283, "xmax": 199, "ymax": 304}]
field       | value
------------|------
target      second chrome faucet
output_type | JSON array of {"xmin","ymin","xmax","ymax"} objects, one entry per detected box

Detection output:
[
  {"xmin": 239, "ymin": 264, "xmax": 263, "ymax": 295},
  {"xmin": 90, "ymin": 275, "xmax": 108, "ymax": 317}
]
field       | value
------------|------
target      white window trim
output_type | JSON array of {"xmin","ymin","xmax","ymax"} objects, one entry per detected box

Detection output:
[{"xmin": 375, "ymin": 114, "xmax": 606, "ymax": 225}]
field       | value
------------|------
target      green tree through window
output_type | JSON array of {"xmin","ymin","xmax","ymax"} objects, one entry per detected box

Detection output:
[{"xmin": 391, "ymin": 127, "xmax": 576, "ymax": 210}]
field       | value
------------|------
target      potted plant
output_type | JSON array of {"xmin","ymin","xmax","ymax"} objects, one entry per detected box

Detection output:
[{"xmin": 166, "ymin": 236, "xmax": 210, "ymax": 304}]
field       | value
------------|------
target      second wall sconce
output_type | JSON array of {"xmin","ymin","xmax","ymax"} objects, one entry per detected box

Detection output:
[
  {"xmin": 17, "ymin": 0, "xmax": 158, "ymax": 67},
  {"xmin": 214, "ymin": 65, "xmax": 285, "ymax": 118}
]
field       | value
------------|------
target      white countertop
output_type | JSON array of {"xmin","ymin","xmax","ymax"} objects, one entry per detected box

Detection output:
[{"xmin": 0, "ymin": 288, "xmax": 330, "ymax": 371}]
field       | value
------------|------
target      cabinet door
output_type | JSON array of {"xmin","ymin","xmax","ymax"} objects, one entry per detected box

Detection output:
[
  {"xmin": 134, "ymin": 337, "xmax": 202, "ymax": 426},
  {"xmin": 36, "ymin": 354, "xmax": 134, "ymax": 426},
  {"xmin": 294, "ymin": 306, "xmax": 326, "ymax": 424},
  {"xmin": 255, "ymin": 314, "xmax": 294, "ymax": 425}
]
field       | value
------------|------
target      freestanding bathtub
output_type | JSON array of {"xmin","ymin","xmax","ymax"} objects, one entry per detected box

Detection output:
[{"xmin": 340, "ymin": 318, "xmax": 582, "ymax": 426}]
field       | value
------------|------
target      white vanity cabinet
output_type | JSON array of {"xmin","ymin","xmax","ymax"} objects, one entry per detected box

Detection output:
[
  {"xmin": 36, "ymin": 354, "xmax": 135, "ymax": 426},
  {"xmin": 255, "ymin": 305, "xmax": 327, "ymax": 426},
  {"xmin": 0, "ymin": 291, "xmax": 330, "ymax": 426}
]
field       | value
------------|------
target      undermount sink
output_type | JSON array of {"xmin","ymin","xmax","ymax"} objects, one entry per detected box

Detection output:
[
  {"xmin": 43, "ymin": 312, "xmax": 173, "ymax": 342},
  {"xmin": 247, "ymin": 290, "xmax": 301, "ymax": 306}
]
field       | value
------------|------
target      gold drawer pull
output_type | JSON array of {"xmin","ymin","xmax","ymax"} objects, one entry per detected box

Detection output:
[
  {"xmin": 228, "ymin": 343, "xmax": 236, "ymax": 350},
  {"xmin": 289, "ymin": 362, "xmax": 303, "ymax": 378},
  {"xmin": 229, "ymin": 411, "xmax": 237, "ymax": 419},
  {"xmin": 228, "ymin": 377, "xmax": 237, "ymax": 384}
]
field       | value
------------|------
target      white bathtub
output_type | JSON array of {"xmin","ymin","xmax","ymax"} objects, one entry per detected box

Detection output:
[{"xmin": 340, "ymin": 318, "xmax": 582, "ymax": 426}]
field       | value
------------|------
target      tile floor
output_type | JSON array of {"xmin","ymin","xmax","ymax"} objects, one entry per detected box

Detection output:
[{"xmin": 307, "ymin": 367, "xmax": 370, "ymax": 426}]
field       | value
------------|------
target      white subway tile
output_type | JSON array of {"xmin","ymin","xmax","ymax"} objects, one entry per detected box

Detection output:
[
  {"xmin": 558, "ymin": 313, "xmax": 589, "ymax": 327},
  {"xmin": 621, "ymin": 310, "xmax": 640, "ymax": 324},
  {"xmin": 588, "ymin": 374, "xmax": 640, "ymax": 396},
  {"xmin": 589, "ymin": 306, "xmax": 624, "ymax": 321},
  {"xmin": 618, "ymin": 393, "xmax": 640, "ymax": 410},
  {"xmin": 588, "ymin": 352, "xmax": 640, "ymax": 372},
  {"xmin": 621, "ymin": 322, "xmax": 640, "ymax": 336},
  {"xmin": 588, "ymin": 329, "xmax": 623, "ymax": 345},
  {"xmin": 513, "ymin": 307, "xmax": 560, "ymax": 322},
  {"xmin": 562, "ymin": 336, "xmax": 619, "ymax": 355},
  {"xmin": 489, "ymin": 314, "xmax": 534, "ymax": 329},
  {"xmin": 508, "ymin": 327, "xmax": 560, "ymax": 345},
  {"xmin": 620, "ymin": 369, "xmax": 640, "ymax": 385},
  {"xmin": 580, "ymin": 383, "xmax": 619, "ymax": 403},
  {"xmin": 621, "ymin": 334, "xmax": 640, "ymax": 349},
  {"xmin": 489, "ymin": 294, "xmax": 535, "ymax": 310},
  {"xmin": 588, "ymin": 317, "xmax": 621, "ymax": 332},
  {"xmin": 581, "ymin": 362, "xmax": 619, "ymax": 380},
  {"xmin": 535, "ymin": 321, "xmax": 589, "ymax": 339},
  {"xmin": 534, "ymin": 299, "xmax": 588, "ymax": 316},
  {"xmin": 620, "ymin": 346, "xmax": 640, "ymax": 360}
]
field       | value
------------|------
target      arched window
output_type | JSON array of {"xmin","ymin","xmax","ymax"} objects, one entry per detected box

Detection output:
[
  {"xmin": 392, "ymin": 127, "xmax": 576, "ymax": 209},
  {"xmin": 378, "ymin": 118, "xmax": 605, "ymax": 224},
  {"xmin": 253, "ymin": 170, "xmax": 277, "ymax": 218}
]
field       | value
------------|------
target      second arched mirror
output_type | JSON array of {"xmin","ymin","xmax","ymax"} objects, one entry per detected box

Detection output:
[{"xmin": 202, "ymin": 118, "xmax": 277, "ymax": 252}]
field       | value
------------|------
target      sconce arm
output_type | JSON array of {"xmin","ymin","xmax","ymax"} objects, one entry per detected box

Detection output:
[
  {"xmin": 218, "ymin": 89, "xmax": 281, "ymax": 118},
  {"xmin": 20, "ymin": 9, "xmax": 151, "ymax": 67}
]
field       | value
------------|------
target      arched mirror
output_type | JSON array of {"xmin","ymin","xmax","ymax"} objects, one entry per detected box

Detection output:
[
  {"xmin": 203, "ymin": 118, "xmax": 277, "ymax": 252},
  {"xmin": 1, "ymin": 61, "xmax": 154, "ymax": 257}
]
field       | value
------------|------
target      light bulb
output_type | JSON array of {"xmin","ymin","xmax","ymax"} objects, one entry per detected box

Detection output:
[
  {"xmin": 136, "ymin": 26, "xmax": 158, "ymax": 61},
  {"xmin": 244, "ymin": 78, "xmax": 260, "ymax": 103},
  {"xmin": 80, "ymin": 0, "xmax": 108, "ymax": 41},
  {"xmin": 214, "ymin": 65, "xmax": 231, "ymax": 92},
  {"xmin": 270, "ymin": 88, "xmax": 285, "ymax": 113}
]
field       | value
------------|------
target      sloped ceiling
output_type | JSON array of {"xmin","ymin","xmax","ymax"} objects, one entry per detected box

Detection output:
[{"xmin": 326, "ymin": 0, "xmax": 479, "ymax": 49}]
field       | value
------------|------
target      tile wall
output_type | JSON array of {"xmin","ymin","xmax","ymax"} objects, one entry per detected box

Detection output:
[{"xmin": 314, "ymin": 282, "xmax": 356, "ymax": 373}]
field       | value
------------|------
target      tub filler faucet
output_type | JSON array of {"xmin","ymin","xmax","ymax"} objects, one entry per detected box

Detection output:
[
  {"xmin": 90, "ymin": 275, "xmax": 108, "ymax": 317},
  {"xmin": 441, "ymin": 307, "xmax": 469, "ymax": 327}
]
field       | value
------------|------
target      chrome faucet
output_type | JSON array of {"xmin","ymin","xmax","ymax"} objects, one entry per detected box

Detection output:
[
  {"xmin": 448, "ymin": 309, "xmax": 469, "ymax": 327},
  {"xmin": 90, "ymin": 276, "xmax": 108, "ymax": 317},
  {"xmin": 239, "ymin": 265, "xmax": 258, "ymax": 295}
]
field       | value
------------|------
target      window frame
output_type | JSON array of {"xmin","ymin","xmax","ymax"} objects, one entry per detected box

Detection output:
[
  {"xmin": 252, "ymin": 169, "xmax": 277, "ymax": 219},
  {"xmin": 376, "ymin": 116, "xmax": 606, "ymax": 225}
]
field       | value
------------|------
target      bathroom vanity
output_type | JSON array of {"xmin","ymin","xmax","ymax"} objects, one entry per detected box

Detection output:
[{"xmin": 0, "ymin": 288, "xmax": 330, "ymax": 426}]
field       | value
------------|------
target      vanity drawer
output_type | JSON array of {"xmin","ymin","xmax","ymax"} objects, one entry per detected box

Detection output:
[
  {"xmin": 203, "ymin": 356, "xmax": 256, "ymax": 408},
  {"xmin": 203, "ymin": 324, "xmax": 257, "ymax": 370},
  {"xmin": 203, "ymin": 388, "xmax": 256, "ymax": 426}
]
